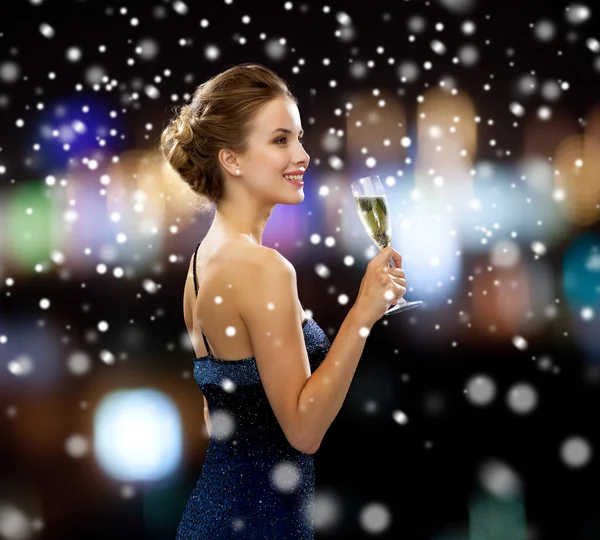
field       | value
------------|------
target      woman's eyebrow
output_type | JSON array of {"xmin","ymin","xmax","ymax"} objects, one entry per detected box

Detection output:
[{"xmin": 271, "ymin": 128, "xmax": 304, "ymax": 136}]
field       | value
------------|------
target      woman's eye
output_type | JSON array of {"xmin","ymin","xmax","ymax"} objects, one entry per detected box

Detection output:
[{"xmin": 276, "ymin": 136, "xmax": 303, "ymax": 145}]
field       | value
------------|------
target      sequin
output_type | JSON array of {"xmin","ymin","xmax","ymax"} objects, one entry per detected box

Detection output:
[{"xmin": 176, "ymin": 243, "xmax": 332, "ymax": 539}]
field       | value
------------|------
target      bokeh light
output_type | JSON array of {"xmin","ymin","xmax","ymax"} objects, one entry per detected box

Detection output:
[{"xmin": 93, "ymin": 389, "xmax": 183, "ymax": 482}]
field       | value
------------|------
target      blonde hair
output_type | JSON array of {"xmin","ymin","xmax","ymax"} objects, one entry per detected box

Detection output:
[{"xmin": 160, "ymin": 63, "xmax": 297, "ymax": 214}]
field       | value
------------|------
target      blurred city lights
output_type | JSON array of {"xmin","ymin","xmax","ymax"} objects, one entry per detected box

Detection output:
[{"xmin": 93, "ymin": 388, "xmax": 183, "ymax": 482}]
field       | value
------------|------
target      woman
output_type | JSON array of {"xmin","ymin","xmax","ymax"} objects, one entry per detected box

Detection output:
[{"xmin": 160, "ymin": 62, "xmax": 407, "ymax": 539}]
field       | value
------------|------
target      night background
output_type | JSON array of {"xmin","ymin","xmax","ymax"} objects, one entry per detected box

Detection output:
[{"xmin": 1, "ymin": 0, "xmax": 600, "ymax": 538}]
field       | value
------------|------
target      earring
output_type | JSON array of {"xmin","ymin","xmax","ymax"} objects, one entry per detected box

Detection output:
[{"xmin": 235, "ymin": 169, "xmax": 240, "ymax": 176}]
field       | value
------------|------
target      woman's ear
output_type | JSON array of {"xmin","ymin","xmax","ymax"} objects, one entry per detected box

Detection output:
[{"xmin": 218, "ymin": 148, "xmax": 240, "ymax": 177}]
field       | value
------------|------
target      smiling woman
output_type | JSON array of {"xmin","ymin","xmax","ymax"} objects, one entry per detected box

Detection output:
[
  {"xmin": 160, "ymin": 62, "xmax": 308, "ymax": 217},
  {"xmin": 160, "ymin": 62, "xmax": 402, "ymax": 539},
  {"xmin": 160, "ymin": 63, "xmax": 324, "ymax": 539}
]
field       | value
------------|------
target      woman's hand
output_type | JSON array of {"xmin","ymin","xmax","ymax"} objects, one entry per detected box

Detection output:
[{"xmin": 352, "ymin": 245, "xmax": 407, "ymax": 328}]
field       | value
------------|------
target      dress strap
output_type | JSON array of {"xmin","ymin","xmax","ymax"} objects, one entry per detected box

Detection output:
[
  {"xmin": 192, "ymin": 241, "xmax": 201, "ymax": 298},
  {"xmin": 192, "ymin": 242, "xmax": 213, "ymax": 358},
  {"xmin": 201, "ymin": 332, "xmax": 213, "ymax": 358}
]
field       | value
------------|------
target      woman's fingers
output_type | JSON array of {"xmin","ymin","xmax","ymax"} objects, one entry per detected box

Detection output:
[
  {"xmin": 385, "ymin": 267, "xmax": 405, "ymax": 277},
  {"xmin": 385, "ymin": 266, "xmax": 407, "ymax": 289},
  {"xmin": 386, "ymin": 268, "xmax": 407, "ymax": 287}
]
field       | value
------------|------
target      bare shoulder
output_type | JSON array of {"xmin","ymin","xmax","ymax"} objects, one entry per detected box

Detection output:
[
  {"xmin": 234, "ymin": 244, "xmax": 299, "ymax": 323},
  {"xmin": 201, "ymin": 240, "xmax": 295, "ymax": 307},
  {"xmin": 217, "ymin": 240, "xmax": 294, "ymax": 282}
]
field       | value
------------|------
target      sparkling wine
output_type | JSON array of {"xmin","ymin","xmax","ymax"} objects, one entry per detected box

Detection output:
[
  {"xmin": 353, "ymin": 194, "xmax": 391, "ymax": 249},
  {"xmin": 350, "ymin": 174, "xmax": 423, "ymax": 315}
]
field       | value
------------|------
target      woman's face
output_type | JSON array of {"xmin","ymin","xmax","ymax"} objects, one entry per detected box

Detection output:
[{"xmin": 238, "ymin": 97, "xmax": 310, "ymax": 204}]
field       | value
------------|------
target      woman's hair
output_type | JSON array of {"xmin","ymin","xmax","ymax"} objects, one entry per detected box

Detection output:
[{"xmin": 160, "ymin": 63, "xmax": 297, "ymax": 214}]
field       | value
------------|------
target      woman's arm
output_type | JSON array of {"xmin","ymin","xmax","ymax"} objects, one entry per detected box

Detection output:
[{"xmin": 238, "ymin": 247, "xmax": 372, "ymax": 454}]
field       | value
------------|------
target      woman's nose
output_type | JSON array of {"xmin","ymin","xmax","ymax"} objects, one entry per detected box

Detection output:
[{"xmin": 295, "ymin": 146, "xmax": 310, "ymax": 169}]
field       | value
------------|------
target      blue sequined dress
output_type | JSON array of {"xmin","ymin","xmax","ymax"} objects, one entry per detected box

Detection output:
[{"xmin": 176, "ymin": 243, "xmax": 331, "ymax": 539}]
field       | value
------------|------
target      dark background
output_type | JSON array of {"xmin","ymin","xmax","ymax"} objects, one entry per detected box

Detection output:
[{"xmin": 1, "ymin": 0, "xmax": 599, "ymax": 538}]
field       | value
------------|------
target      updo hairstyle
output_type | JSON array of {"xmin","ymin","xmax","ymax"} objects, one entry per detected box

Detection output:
[{"xmin": 160, "ymin": 63, "xmax": 297, "ymax": 214}]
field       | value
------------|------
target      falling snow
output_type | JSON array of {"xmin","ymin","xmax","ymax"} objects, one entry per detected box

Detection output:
[{"xmin": 0, "ymin": 0, "xmax": 599, "ymax": 536}]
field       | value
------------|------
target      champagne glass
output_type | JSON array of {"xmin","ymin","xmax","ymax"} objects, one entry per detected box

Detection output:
[{"xmin": 351, "ymin": 175, "xmax": 423, "ymax": 315}]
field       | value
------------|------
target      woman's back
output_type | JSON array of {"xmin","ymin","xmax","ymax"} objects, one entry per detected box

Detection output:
[
  {"xmin": 176, "ymin": 240, "xmax": 332, "ymax": 539},
  {"xmin": 185, "ymin": 236, "xmax": 275, "ymax": 362}
]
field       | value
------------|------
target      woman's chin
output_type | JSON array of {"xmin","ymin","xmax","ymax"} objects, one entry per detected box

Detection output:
[{"xmin": 289, "ymin": 191, "xmax": 304, "ymax": 203}]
